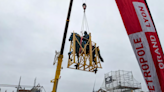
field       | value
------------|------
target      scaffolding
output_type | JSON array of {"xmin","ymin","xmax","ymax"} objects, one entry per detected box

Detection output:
[
  {"xmin": 100, "ymin": 70, "xmax": 141, "ymax": 92},
  {"xmin": 0, "ymin": 77, "xmax": 46, "ymax": 92}
]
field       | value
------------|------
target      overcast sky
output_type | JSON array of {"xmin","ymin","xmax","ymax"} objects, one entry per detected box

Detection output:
[{"xmin": 0, "ymin": 0, "xmax": 164, "ymax": 92}]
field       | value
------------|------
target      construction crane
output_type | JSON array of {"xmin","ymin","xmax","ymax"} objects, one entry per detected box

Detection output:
[
  {"xmin": 51, "ymin": 0, "xmax": 73, "ymax": 92},
  {"xmin": 50, "ymin": 0, "xmax": 164, "ymax": 91},
  {"xmin": 51, "ymin": 0, "xmax": 104, "ymax": 91}
]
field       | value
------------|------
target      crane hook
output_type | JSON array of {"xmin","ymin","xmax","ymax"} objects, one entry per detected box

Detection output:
[{"xmin": 82, "ymin": 3, "xmax": 87, "ymax": 12}]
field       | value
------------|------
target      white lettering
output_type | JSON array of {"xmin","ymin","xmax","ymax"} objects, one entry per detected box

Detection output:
[
  {"xmin": 150, "ymin": 35, "xmax": 164, "ymax": 69},
  {"xmin": 139, "ymin": 6, "xmax": 151, "ymax": 28}
]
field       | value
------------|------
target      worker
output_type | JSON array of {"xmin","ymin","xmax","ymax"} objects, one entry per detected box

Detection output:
[
  {"xmin": 83, "ymin": 31, "xmax": 89, "ymax": 44},
  {"xmin": 83, "ymin": 31, "xmax": 89, "ymax": 54}
]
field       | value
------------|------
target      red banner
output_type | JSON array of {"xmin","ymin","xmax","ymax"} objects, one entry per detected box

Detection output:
[{"xmin": 115, "ymin": 0, "xmax": 164, "ymax": 91}]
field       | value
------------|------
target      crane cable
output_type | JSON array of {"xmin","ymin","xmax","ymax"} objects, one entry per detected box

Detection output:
[
  {"xmin": 81, "ymin": 2, "xmax": 89, "ymax": 36},
  {"xmin": 82, "ymin": 0, "xmax": 87, "ymax": 3},
  {"xmin": 79, "ymin": 2, "xmax": 89, "ymax": 54}
]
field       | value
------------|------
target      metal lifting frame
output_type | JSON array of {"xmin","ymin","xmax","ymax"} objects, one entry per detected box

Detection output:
[{"xmin": 67, "ymin": 32, "xmax": 102, "ymax": 72}]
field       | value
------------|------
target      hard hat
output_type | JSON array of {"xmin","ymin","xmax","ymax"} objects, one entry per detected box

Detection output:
[{"xmin": 84, "ymin": 31, "xmax": 87, "ymax": 34}]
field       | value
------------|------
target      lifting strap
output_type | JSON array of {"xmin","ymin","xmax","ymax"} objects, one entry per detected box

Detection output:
[{"xmin": 81, "ymin": 3, "xmax": 89, "ymax": 36}]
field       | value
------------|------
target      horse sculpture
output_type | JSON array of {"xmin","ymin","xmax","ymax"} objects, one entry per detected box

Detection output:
[
  {"xmin": 68, "ymin": 32, "xmax": 103, "ymax": 73},
  {"xmin": 68, "ymin": 33, "xmax": 84, "ymax": 63},
  {"xmin": 68, "ymin": 33, "xmax": 103, "ymax": 70}
]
